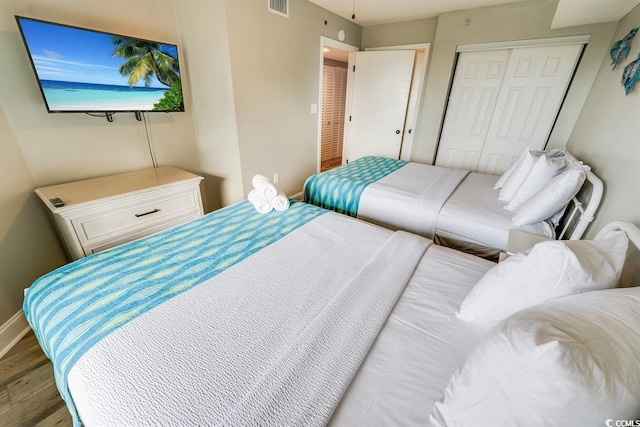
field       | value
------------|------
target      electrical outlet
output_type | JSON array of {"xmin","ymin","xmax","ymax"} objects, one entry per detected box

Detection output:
[{"xmin": 273, "ymin": 173, "xmax": 279, "ymax": 184}]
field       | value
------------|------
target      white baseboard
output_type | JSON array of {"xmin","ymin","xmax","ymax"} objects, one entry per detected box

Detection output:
[
  {"xmin": 290, "ymin": 191, "xmax": 304, "ymax": 201},
  {"xmin": 0, "ymin": 310, "xmax": 31, "ymax": 359}
]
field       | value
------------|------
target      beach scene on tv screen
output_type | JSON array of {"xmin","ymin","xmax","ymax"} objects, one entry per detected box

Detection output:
[{"xmin": 18, "ymin": 18, "xmax": 184, "ymax": 112}]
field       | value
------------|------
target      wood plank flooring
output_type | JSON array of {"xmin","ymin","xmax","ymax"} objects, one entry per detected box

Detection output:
[{"xmin": 0, "ymin": 331, "xmax": 71, "ymax": 426}]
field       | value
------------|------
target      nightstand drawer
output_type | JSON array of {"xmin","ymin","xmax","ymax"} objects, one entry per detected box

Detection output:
[
  {"xmin": 71, "ymin": 190, "xmax": 199, "ymax": 245},
  {"xmin": 83, "ymin": 211, "xmax": 201, "ymax": 256}
]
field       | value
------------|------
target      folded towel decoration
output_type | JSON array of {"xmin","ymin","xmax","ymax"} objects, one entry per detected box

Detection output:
[
  {"xmin": 252, "ymin": 174, "xmax": 278, "ymax": 199},
  {"xmin": 248, "ymin": 175, "xmax": 290, "ymax": 213},
  {"xmin": 248, "ymin": 189, "xmax": 273, "ymax": 214},
  {"xmin": 272, "ymin": 191, "xmax": 290, "ymax": 212}
]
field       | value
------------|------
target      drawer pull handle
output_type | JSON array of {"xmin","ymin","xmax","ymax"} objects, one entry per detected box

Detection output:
[{"xmin": 135, "ymin": 208, "xmax": 161, "ymax": 218}]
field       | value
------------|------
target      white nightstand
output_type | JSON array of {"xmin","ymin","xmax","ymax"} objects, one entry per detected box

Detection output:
[
  {"xmin": 499, "ymin": 229, "xmax": 554, "ymax": 262},
  {"xmin": 35, "ymin": 166, "xmax": 204, "ymax": 260}
]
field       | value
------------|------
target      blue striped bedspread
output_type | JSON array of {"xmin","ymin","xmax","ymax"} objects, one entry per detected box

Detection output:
[
  {"xmin": 303, "ymin": 156, "xmax": 408, "ymax": 217},
  {"xmin": 23, "ymin": 199, "xmax": 326, "ymax": 426}
]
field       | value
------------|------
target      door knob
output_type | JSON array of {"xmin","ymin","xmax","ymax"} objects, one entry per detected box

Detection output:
[{"xmin": 395, "ymin": 130, "xmax": 401, "ymax": 134}]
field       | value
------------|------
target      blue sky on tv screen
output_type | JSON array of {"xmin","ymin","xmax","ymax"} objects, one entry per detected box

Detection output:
[{"xmin": 18, "ymin": 18, "xmax": 178, "ymax": 89}]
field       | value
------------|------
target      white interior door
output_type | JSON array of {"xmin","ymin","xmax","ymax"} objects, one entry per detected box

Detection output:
[
  {"xmin": 477, "ymin": 44, "xmax": 583, "ymax": 174},
  {"xmin": 344, "ymin": 50, "xmax": 415, "ymax": 162},
  {"xmin": 400, "ymin": 49, "xmax": 428, "ymax": 161},
  {"xmin": 436, "ymin": 43, "xmax": 583, "ymax": 174},
  {"xmin": 435, "ymin": 50, "xmax": 511, "ymax": 170}
]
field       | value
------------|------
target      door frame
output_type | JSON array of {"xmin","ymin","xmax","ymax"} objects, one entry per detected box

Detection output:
[
  {"xmin": 455, "ymin": 35, "xmax": 590, "ymax": 53},
  {"xmin": 316, "ymin": 36, "xmax": 358, "ymax": 173}
]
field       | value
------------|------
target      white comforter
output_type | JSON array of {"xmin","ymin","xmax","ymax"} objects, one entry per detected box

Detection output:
[
  {"xmin": 358, "ymin": 163, "xmax": 469, "ymax": 238},
  {"xmin": 68, "ymin": 213, "xmax": 436, "ymax": 425},
  {"xmin": 359, "ymin": 164, "xmax": 554, "ymax": 256}
]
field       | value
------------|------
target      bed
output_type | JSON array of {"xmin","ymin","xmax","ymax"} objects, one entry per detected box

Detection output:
[
  {"xmin": 23, "ymin": 199, "xmax": 640, "ymax": 426},
  {"xmin": 303, "ymin": 150, "xmax": 603, "ymax": 259}
]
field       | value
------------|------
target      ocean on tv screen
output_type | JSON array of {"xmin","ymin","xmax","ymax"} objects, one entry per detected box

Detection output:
[{"xmin": 41, "ymin": 80, "xmax": 167, "ymax": 112}]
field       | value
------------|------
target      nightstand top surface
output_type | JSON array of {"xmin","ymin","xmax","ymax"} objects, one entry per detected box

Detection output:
[{"xmin": 35, "ymin": 166, "xmax": 202, "ymax": 211}]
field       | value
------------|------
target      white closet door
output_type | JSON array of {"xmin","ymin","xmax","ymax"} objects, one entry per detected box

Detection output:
[
  {"xmin": 345, "ymin": 50, "xmax": 415, "ymax": 162},
  {"xmin": 477, "ymin": 44, "xmax": 583, "ymax": 174},
  {"xmin": 436, "ymin": 44, "xmax": 582, "ymax": 174},
  {"xmin": 435, "ymin": 50, "xmax": 511, "ymax": 170}
]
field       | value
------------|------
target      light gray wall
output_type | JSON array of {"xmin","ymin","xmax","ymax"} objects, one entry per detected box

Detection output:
[
  {"xmin": 224, "ymin": 0, "xmax": 362, "ymax": 197},
  {"xmin": 361, "ymin": 17, "xmax": 438, "ymax": 49},
  {"xmin": 2, "ymin": 0, "xmax": 201, "ymax": 187},
  {"xmin": 411, "ymin": 0, "xmax": 617, "ymax": 164},
  {"xmin": 0, "ymin": 107, "xmax": 67, "ymax": 325},
  {"xmin": 0, "ymin": 0, "xmax": 242, "ymax": 324},
  {"xmin": 0, "ymin": 0, "xmax": 633, "ymax": 326},
  {"xmin": 0, "ymin": 0, "xmax": 361, "ymax": 323},
  {"xmin": 174, "ymin": 0, "xmax": 244, "ymax": 209},
  {"xmin": 566, "ymin": 3, "xmax": 640, "ymax": 238}
]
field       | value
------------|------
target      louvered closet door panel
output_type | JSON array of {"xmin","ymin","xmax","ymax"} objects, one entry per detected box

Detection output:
[
  {"xmin": 435, "ymin": 50, "xmax": 511, "ymax": 170},
  {"xmin": 334, "ymin": 66, "xmax": 347, "ymax": 160},
  {"xmin": 321, "ymin": 65, "xmax": 336, "ymax": 163},
  {"xmin": 477, "ymin": 44, "xmax": 582, "ymax": 174}
]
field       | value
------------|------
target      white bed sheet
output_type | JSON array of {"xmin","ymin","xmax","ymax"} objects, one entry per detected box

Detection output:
[
  {"xmin": 436, "ymin": 172, "xmax": 554, "ymax": 252},
  {"xmin": 358, "ymin": 163, "xmax": 469, "ymax": 238},
  {"xmin": 358, "ymin": 164, "xmax": 553, "ymax": 257},
  {"xmin": 66, "ymin": 212, "xmax": 493, "ymax": 425},
  {"xmin": 330, "ymin": 244, "xmax": 493, "ymax": 426}
]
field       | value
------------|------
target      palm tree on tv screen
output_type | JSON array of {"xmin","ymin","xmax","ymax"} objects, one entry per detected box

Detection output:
[{"xmin": 112, "ymin": 36, "xmax": 179, "ymax": 88}]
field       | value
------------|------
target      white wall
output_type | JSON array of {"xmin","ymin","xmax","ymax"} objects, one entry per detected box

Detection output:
[{"xmin": 566, "ymin": 3, "xmax": 640, "ymax": 238}]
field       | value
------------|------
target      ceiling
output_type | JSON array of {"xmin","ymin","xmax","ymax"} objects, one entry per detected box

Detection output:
[{"xmin": 309, "ymin": 0, "xmax": 640, "ymax": 28}]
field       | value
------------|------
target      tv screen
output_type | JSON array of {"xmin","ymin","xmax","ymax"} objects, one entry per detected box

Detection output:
[{"xmin": 15, "ymin": 16, "xmax": 185, "ymax": 113}]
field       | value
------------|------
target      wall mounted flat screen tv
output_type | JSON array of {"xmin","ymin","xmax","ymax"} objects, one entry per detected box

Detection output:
[{"xmin": 15, "ymin": 16, "xmax": 185, "ymax": 113}]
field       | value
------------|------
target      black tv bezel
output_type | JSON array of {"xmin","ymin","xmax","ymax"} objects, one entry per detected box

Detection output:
[{"xmin": 14, "ymin": 15, "xmax": 186, "ymax": 114}]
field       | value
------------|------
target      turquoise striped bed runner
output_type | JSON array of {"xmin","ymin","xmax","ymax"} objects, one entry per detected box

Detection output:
[
  {"xmin": 23, "ymin": 199, "xmax": 326, "ymax": 426},
  {"xmin": 304, "ymin": 156, "xmax": 408, "ymax": 217}
]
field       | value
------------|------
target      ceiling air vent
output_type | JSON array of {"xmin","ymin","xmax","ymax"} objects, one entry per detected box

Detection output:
[{"xmin": 268, "ymin": 0, "xmax": 289, "ymax": 18}]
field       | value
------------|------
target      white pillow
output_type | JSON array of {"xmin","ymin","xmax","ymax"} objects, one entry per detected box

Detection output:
[
  {"xmin": 498, "ymin": 151, "xmax": 535, "ymax": 201},
  {"xmin": 511, "ymin": 162, "xmax": 588, "ymax": 227},
  {"xmin": 497, "ymin": 147, "xmax": 566, "ymax": 201},
  {"xmin": 504, "ymin": 155, "xmax": 568, "ymax": 212},
  {"xmin": 432, "ymin": 286, "xmax": 640, "ymax": 425},
  {"xmin": 494, "ymin": 150, "xmax": 528, "ymax": 190},
  {"xmin": 493, "ymin": 147, "xmax": 566, "ymax": 190},
  {"xmin": 456, "ymin": 230, "xmax": 628, "ymax": 325}
]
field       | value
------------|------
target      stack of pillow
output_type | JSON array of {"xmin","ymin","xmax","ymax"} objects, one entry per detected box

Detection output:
[
  {"xmin": 494, "ymin": 147, "xmax": 589, "ymax": 227},
  {"xmin": 430, "ymin": 227, "xmax": 640, "ymax": 424}
]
